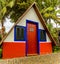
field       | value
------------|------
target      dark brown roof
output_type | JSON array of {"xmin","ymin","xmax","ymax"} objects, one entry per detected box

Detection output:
[{"xmin": 0, "ymin": 2, "xmax": 56, "ymax": 45}]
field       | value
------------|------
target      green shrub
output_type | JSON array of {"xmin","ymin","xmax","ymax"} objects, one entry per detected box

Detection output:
[{"xmin": 53, "ymin": 46, "xmax": 60, "ymax": 53}]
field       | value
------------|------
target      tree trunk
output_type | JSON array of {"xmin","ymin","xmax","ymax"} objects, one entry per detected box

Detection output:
[
  {"xmin": 1, "ymin": 18, "xmax": 5, "ymax": 38},
  {"xmin": 1, "ymin": 20, "xmax": 4, "ymax": 28}
]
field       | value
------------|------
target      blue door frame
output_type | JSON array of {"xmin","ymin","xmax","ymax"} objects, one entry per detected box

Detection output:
[{"xmin": 26, "ymin": 20, "xmax": 40, "ymax": 56}]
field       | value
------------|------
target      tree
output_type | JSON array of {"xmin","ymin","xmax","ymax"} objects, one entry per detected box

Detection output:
[
  {"xmin": 0, "ymin": 0, "xmax": 35, "ymax": 38},
  {"xmin": 47, "ymin": 23, "xmax": 59, "ymax": 45},
  {"xmin": 36, "ymin": 0, "xmax": 60, "ymax": 44},
  {"xmin": 36, "ymin": 0, "xmax": 60, "ymax": 24},
  {"xmin": 10, "ymin": 0, "xmax": 35, "ymax": 22},
  {"xmin": 0, "ymin": 0, "xmax": 15, "ymax": 37},
  {"xmin": 0, "ymin": 0, "xmax": 15, "ymax": 26}
]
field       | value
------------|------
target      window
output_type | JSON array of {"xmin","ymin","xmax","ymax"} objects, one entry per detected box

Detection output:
[
  {"xmin": 14, "ymin": 26, "xmax": 25, "ymax": 41},
  {"xmin": 40, "ymin": 30, "xmax": 46, "ymax": 41}
]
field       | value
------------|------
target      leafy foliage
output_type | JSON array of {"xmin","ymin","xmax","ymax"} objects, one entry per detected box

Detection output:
[
  {"xmin": 36, "ymin": 0, "xmax": 60, "ymax": 24},
  {"xmin": 53, "ymin": 46, "xmax": 60, "ymax": 53},
  {"xmin": 10, "ymin": 0, "xmax": 35, "ymax": 22},
  {"xmin": 7, "ymin": 0, "xmax": 15, "ymax": 8},
  {"xmin": 0, "ymin": 0, "xmax": 15, "ymax": 20},
  {"xmin": 47, "ymin": 23, "xmax": 59, "ymax": 45},
  {"xmin": 36, "ymin": 0, "xmax": 60, "ymax": 45},
  {"xmin": 0, "ymin": 0, "xmax": 60, "ymax": 23}
]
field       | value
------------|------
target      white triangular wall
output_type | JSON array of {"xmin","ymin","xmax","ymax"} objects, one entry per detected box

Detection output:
[{"xmin": 4, "ymin": 7, "xmax": 51, "ymax": 42}]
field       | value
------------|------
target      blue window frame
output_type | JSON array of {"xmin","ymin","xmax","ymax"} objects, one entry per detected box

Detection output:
[
  {"xmin": 14, "ymin": 25, "xmax": 26, "ymax": 41},
  {"xmin": 40, "ymin": 29, "xmax": 46, "ymax": 41}
]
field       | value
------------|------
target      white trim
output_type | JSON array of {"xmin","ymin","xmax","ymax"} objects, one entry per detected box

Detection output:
[
  {"xmin": 4, "ymin": 41, "xmax": 26, "ymax": 43},
  {"xmin": 14, "ymin": 41, "xmax": 26, "ymax": 43},
  {"xmin": 39, "ymin": 42, "xmax": 51, "ymax": 43}
]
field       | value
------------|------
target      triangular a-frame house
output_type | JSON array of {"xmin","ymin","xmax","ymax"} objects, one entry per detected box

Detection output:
[{"xmin": 1, "ymin": 2, "xmax": 56, "ymax": 59}]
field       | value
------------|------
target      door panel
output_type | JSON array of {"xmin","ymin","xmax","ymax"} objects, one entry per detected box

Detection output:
[{"xmin": 27, "ymin": 22, "xmax": 38, "ymax": 54}]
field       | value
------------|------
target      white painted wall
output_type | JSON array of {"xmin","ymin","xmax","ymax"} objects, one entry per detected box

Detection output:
[
  {"xmin": 4, "ymin": 7, "xmax": 51, "ymax": 42},
  {"xmin": 46, "ymin": 33, "xmax": 51, "ymax": 42},
  {"xmin": 4, "ymin": 29, "xmax": 14, "ymax": 42},
  {"xmin": 17, "ymin": 7, "xmax": 44, "ymax": 29}
]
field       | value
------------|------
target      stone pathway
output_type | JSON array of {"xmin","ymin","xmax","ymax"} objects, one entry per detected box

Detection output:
[{"xmin": 0, "ymin": 53, "xmax": 60, "ymax": 64}]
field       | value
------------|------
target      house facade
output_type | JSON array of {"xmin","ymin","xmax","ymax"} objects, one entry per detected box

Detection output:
[{"xmin": 2, "ymin": 3, "xmax": 56, "ymax": 59}]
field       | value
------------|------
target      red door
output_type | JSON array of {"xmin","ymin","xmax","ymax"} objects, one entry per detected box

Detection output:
[{"xmin": 27, "ymin": 22, "xmax": 38, "ymax": 55}]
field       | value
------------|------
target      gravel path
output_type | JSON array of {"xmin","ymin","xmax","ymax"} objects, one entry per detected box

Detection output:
[{"xmin": 0, "ymin": 53, "xmax": 60, "ymax": 64}]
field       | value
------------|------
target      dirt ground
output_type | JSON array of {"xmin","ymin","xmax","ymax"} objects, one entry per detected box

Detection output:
[{"xmin": 0, "ymin": 53, "xmax": 60, "ymax": 64}]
